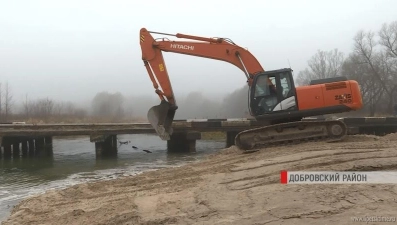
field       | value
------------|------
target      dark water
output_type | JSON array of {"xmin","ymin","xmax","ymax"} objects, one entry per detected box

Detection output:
[{"xmin": 0, "ymin": 134, "xmax": 225, "ymax": 222}]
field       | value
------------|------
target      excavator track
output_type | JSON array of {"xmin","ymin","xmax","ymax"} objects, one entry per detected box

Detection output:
[{"xmin": 235, "ymin": 120, "xmax": 347, "ymax": 151}]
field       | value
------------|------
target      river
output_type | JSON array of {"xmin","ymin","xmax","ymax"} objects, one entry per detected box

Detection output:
[{"xmin": 0, "ymin": 134, "xmax": 225, "ymax": 222}]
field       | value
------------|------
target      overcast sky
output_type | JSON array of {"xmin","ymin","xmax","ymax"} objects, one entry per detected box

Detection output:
[{"xmin": 1, "ymin": 0, "xmax": 396, "ymax": 104}]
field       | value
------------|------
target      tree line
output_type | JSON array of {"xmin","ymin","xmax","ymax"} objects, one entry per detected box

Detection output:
[
  {"xmin": 0, "ymin": 84, "xmax": 251, "ymax": 123},
  {"xmin": 0, "ymin": 89, "xmax": 131, "ymax": 123}
]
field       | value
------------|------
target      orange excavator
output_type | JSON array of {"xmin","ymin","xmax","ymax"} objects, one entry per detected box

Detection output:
[{"xmin": 139, "ymin": 28, "xmax": 363, "ymax": 151}]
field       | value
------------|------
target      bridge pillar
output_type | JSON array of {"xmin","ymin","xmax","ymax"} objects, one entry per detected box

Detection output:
[
  {"xmin": 226, "ymin": 131, "xmax": 240, "ymax": 148},
  {"xmin": 44, "ymin": 136, "xmax": 53, "ymax": 156},
  {"xmin": 28, "ymin": 139, "xmax": 35, "ymax": 156},
  {"xmin": 45, "ymin": 136, "xmax": 53, "ymax": 146},
  {"xmin": 91, "ymin": 134, "xmax": 118, "ymax": 158},
  {"xmin": 35, "ymin": 137, "xmax": 45, "ymax": 157},
  {"xmin": 12, "ymin": 138, "xmax": 20, "ymax": 158},
  {"xmin": 21, "ymin": 138, "xmax": 28, "ymax": 157},
  {"xmin": 167, "ymin": 132, "xmax": 201, "ymax": 153},
  {"xmin": 2, "ymin": 137, "xmax": 12, "ymax": 159}
]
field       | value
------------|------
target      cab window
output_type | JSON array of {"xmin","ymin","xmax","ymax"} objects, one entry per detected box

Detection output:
[
  {"xmin": 254, "ymin": 75, "xmax": 277, "ymax": 97},
  {"xmin": 280, "ymin": 74, "xmax": 292, "ymax": 98}
]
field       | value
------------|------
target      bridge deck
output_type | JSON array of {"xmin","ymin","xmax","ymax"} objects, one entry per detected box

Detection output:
[
  {"xmin": 0, "ymin": 119, "xmax": 259, "ymax": 137},
  {"xmin": 0, "ymin": 117, "xmax": 396, "ymax": 137}
]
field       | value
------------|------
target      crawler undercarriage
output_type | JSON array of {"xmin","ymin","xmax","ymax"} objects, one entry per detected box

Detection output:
[{"xmin": 234, "ymin": 120, "xmax": 347, "ymax": 151}]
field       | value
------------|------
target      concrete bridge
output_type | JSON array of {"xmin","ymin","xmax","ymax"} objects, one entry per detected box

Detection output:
[{"xmin": 0, "ymin": 117, "xmax": 396, "ymax": 159}]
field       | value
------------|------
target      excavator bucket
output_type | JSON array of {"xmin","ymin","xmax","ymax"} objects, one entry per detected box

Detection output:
[{"xmin": 147, "ymin": 100, "xmax": 177, "ymax": 140}]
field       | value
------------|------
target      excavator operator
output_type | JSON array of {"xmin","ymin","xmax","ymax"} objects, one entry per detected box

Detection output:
[
  {"xmin": 253, "ymin": 76, "xmax": 279, "ymax": 114},
  {"xmin": 254, "ymin": 76, "xmax": 277, "ymax": 97}
]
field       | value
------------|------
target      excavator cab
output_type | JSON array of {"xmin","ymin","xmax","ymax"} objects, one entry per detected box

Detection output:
[{"xmin": 250, "ymin": 68, "xmax": 297, "ymax": 117}]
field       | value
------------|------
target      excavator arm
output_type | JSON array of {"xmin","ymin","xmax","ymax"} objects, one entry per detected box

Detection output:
[
  {"xmin": 140, "ymin": 28, "xmax": 266, "ymax": 98},
  {"xmin": 140, "ymin": 28, "xmax": 267, "ymax": 140}
]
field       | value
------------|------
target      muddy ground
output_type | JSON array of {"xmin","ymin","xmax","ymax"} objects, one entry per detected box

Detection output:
[{"xmin": 2, "ymin": 134, "xmax": 397, "ymax": 225}]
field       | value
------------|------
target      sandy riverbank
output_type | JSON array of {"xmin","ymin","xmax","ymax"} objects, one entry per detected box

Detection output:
[{"xmin": 2, "ymin": 134, "xmax": 397, "ymax": 225}]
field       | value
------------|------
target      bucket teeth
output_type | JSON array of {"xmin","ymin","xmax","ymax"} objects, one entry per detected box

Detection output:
[{"xmin": 147, "ymin": 100, "xmax": 176, "ymax": 140}]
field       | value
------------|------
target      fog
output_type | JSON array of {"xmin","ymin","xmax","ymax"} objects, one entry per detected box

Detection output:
[
  {"xmin": 123, "ymin": 87, "xmax": 250, "ymax": 120},
  {"xmin": 1, "ymin": 0, "xmax": 397, "ymax": 121}
]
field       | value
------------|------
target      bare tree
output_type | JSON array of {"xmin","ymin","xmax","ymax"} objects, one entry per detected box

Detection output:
[
  {"xmin": 30, "ymin": 98, "xmax": 54, "ymax": 121},
  {"xmin": 4, "ymin": 82, "xmax": 13, "ymax": 119},
  {"xmin": 64, "ymin": 102, "xmax": 76, "ymax": 115},
  {"xmin": 43, "ymin": 98, "xmax": 54, "ymax": 119},
  {"xmin": 53, "ymin": 101, "xmax": 64, "ymax": 116},
  {"xmin": 296, "ymin": 49, "xmax": 344, "ymax": 86},
  {"xmin": 379, "ymin": 21, "xmax": 397, "ymax": 58},
  {"xmin": 91, "ymin": 92, "xmax": 125, "ymax": 120},
  {"xmin": 74, "ymin": 108, "xmax": 87, "ymax": 119},
  {"xmin": 342, "ymin": 54, "xmax": 385, "ymax": 116},
  {"xmin": 175, "ymin": 91, "xmax": 222, "ymax": 119},
  {"xmin": 23, "ymin": 94, "xmax": 32, "ymax": 118},
  {"xmin": 221, "ymin": 86, "xmax": 249, "ymax": 118},
  {"xmin": 353, "ymin": 30, "xmax": 397, "ymax": 113},
  {"xmin": 379, "ymin": 21, "xmax": 397, "ymax": 99}
]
